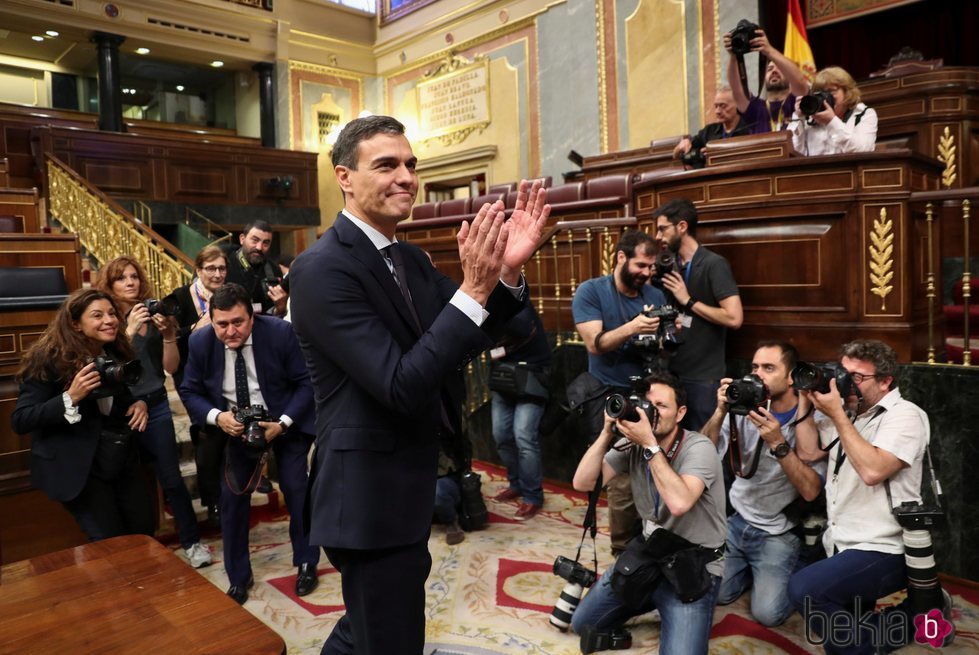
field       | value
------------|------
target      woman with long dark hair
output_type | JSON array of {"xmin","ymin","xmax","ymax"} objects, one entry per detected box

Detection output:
[
  {"xmin": 95, "ymin": 257, "xmax": 211, "ymax": 567},
  {"xmin": 12, "ymin": 289, "xmax": 153, "ymax": 539}
]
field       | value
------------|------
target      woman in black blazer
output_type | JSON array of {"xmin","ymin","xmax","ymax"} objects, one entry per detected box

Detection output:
[{"xmin": 11, "ymin": 288, "xmax": 153, "ymax": 540}]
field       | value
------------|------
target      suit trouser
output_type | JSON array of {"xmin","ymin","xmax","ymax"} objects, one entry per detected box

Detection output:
[
  {"xmin": 195, "ymin": 426, "xmax": 227, "ymax": 508},
  {"xmin": 221, "ymin": 431, "xmax": 320, "ymax": 586},
  {"xmin": 321, "ymin": 538, "xmax": 432, "ymax": 655}
]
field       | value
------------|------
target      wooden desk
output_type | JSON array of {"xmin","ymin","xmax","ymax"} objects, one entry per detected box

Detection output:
[{"xmin": 0, "ymin": 535, "xmax": 285, "ymax": 654}]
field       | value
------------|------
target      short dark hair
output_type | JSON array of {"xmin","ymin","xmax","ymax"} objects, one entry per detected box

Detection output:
[
  {"xmin": 209, "ymin": 283, "xmax": 252, "ymax": 317},
  {"xmin": 840, "ymin": 339, "xmax": 898, "ymax": 382},
  {"xmin": 242, "ymin": 220, "xmax": 272, "ymax": 238},
  {"xmin": 756, "ymin": 340, "xmax": 799, "ymax": 372},
  {"xmin": 653, "ymin": 198, "xmax": 699, "ymax": 236},
  {"xmin": 331, "ymin": 115, "xmax": 407, "ymax": 169},
  {"xmin": 643, "ymin": 370, "xmax": 687, "ymax": 409},
  {"xmin": 615, "ymin": 229, "xmax": 657, "ymax": 259}
]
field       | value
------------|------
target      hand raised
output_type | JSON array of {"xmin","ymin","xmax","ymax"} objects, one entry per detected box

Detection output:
[
  {"xmin": 66, "ymin": 362, "xmax": 101, "ymax": 405},
  {"xmin": 501, "ymin": 179, "xmax": 550, "ymax": 284},
  {"xmin": 457, "ymin": 200, "xmax": 508, "ymax": 305}
]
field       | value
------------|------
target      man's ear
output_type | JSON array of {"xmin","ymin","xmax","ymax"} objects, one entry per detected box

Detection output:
[
  {"xmin": 239, "ymin": 232, "xmax": 246, "ymax": 246},
  {"xmin": 616, "ymin": 250, "xmax": 627, "ymax": 267},
  {"xmin": 675, "ymin": 404, "xmax": 687, "ymax": 425},
  {"xmin": 676, "ymin": 220, "xmax": 688, "ymax": 237},
  {"xmin": 335, "ymin": 165, "xmax": 353, "ymax": 196}
]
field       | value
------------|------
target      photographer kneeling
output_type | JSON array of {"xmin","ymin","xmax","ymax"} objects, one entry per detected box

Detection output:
[
  {"xmin": 570, "ymin": 372, "xmax": 726, "ymax": 655},
  {"xmin": 179, "ymin": 283, "xmax": 320, "ymax": 604},
  {"xmin": 12, "ymin": 289, "xmax": 153, "ymax": 541},
  {"xmin": 789, "ymin": 339, "xmax": 949, "ymax": 654}
]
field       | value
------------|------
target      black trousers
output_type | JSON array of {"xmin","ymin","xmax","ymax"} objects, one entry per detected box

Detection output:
[
  {"xmin": 321, "ymin": 539, "xmax": 432, "ymax": 655},
  {"xmin": 63, "ymin": 467, "xmax": 154, "ymax": 541},
  {"xmin": 194, "ymin": 425, "xmax": 228, "ymax": 508}
]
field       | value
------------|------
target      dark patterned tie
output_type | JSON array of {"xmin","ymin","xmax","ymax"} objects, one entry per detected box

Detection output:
[
  {"xmin": 383, "ymin": 243, "xmax": 422, "ymax": 332},
  {"xmin": 234, "ymin": 347, "xmax": 251, "ymax": 409}
]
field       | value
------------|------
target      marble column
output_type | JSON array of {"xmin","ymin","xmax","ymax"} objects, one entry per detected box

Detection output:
[
  {"xmin": 91, "ymin": 32, "xmax": 126, "ymax": 132},
  {"xmin": 253, "ymin": 62, "xmax": 276, "ymax": 148}
]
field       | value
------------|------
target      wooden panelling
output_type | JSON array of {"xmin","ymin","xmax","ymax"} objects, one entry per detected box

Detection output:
[
  {"xmin": 0, "ymin": 187, "xmax": 40, "ymax": 233},
  {"xmin": 775, "ymin": 171, "xmax": 855, "ymax": 195}
]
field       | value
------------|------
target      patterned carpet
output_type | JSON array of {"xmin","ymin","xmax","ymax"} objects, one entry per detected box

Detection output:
[{"xmin": 164, "ymin": 462, "xmax": 979, "ymax": 654}]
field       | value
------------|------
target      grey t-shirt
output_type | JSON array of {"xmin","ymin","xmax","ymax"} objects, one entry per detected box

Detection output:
[
  {"xmin": 667, "ymin": 246, "xmax": 739, "ymax": 381},
  {"xmin": 718, "ymin": 407, "xmax": 828, "ymax": 535},
  {"xmin": 606, "ymin": 431, "xmax": 727, "ymax": 576}
]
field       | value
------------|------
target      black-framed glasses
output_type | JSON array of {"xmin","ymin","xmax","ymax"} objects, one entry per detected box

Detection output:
[
  {"xmin": 202, "ymin": 265, "xmax": 227, "ymax": 274},
  {"xmin": 848, "ymin": 371, "xmax": 878, "ymax": 385}
]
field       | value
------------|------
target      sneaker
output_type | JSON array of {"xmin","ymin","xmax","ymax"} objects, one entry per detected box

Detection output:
[
  {"xmin": 445, "ymin": 520, "xmax": 465, "ymax": 545},
  {"xmin": 493, "ymin": 488, "xmax": 521, "ymax": 502},
  {"xmin": 185, "ymin": 542, "xmax": 213, "ymax": 568}
]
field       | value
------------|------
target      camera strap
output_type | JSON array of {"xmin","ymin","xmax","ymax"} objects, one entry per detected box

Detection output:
[
  {"xmin": 574, "ymin": 473, "xmax": 602, "ymax": 581},
  {"xmin": 224, "ymin": 444, "xmax": 270, "ymax": 496},
  {"xmin": 735, "ymin": 53, "xmax": 751, "ymax": 100},
  {"xmin": 884, "ymin": 444, "xmax": 943, "ymax": 511},
  {"xmin": 727, "ymin": 414, "xmax": 764, "ymax": 479}
]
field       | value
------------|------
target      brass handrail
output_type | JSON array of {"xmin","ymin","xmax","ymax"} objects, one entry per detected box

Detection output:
[
  {"xmin": 185, "ymin": 206, "xmax": 233, "ymax": 243},
  {"xmin": 910, "ymin": 188, "xmax": 978, "ymax": 366},
  {"xmin": 133, "ymin": 200, "xmax": 153, "ymax": 228},
  {"xmin": 46, "ymin": 155, "xmax": 193, "ymax": 296}
]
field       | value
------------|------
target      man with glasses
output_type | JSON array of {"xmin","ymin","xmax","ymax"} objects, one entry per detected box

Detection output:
[{"xmin": 789, "ymin": 339, "xmax": 929, "ymax": 654}]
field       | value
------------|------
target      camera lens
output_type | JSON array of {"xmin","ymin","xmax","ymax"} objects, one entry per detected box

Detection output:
[
  {"xmin": 791, "ymin": 362, "xmax": 820, "ymax": 391},
  {"xmin": 605, "ymin": 395, "xmax": 625, "ymax": 417}
]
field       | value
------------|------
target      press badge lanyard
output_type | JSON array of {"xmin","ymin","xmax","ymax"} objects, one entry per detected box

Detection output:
[
  {"xmin": 768, "ymin": 99, "xmax": 786, "ymax": 132},
  {"xmin": 828, "ymin": 405, "xmax": 884, "ymax": 482},
  {"xmin": 647, "ymin": 428, "xmax": 685, "ymax": 517}
]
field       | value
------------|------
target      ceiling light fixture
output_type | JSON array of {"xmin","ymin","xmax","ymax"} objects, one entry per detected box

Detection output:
[
  {"xmin": 136, "ymin": 47, "xmax": 150, "ymax": 55},
  {"xmin": 32, "ymin": 35, "xmax": 44, "ymax": 42},
  {"xmin": 176, "ymin": 85, "xmax": 185, "ymax": 92},
  {"xmin": 45, "ymin": 30, "xmax": 59, "ymax": 37},
  {"xmin": 210, "ymin": 60, "xmax": 224, "ymax": 68}
]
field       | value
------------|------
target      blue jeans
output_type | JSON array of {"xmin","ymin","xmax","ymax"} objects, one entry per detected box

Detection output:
[
  {"xmin": 717, "ymin": 512, "xmax": 799, "ymax": 626},
  {"xmin": 434, "ymin": 475, "xmax": 461, "ymax": 524},
  {"xmin": 571, "ymin": 566, "xmax": 722, "ymax": 655},
  {"xmin": 490, "ymin": 392, "xmax": 544, "ymax": 506},
  {"xmin": 788, "ymin": 548, "xmax": 907, "ymax": 655},
  {"xmin": 138, "ymin": 398, "xmax": 200, "ymax": 549}
]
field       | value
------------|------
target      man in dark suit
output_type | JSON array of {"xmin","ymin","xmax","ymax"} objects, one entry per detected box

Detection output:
[
  {"xmin": 179, "ymin": 283, "xmax": 319, "ymax": 604},
  {"xmin": 289, "ymin": 115, "xmax": 549, "ymax": 655}
]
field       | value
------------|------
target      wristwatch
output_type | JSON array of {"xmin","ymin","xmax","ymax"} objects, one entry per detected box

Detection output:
[
  {"xmin": 770, "ymin": 441, "xmax": 791, "ymax": 459},
  {"xmin": 277, "ymin": 420, "xmax": 288, "ymax": 433},
  {"xmin": 642, "ymin": 444, "xmax": 662, "ymax": 461}
]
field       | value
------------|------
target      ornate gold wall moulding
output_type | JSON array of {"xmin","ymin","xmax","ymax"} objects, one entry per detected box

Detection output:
[
  {"xmin": 869, "ymin": 207, "xmax": 895, "ymax": 311},
  {"xmin": 416, "ymin": 55, "xmax": 491, "ymax": 146},
  {"xmin": 938, "ymin": 126, "xmax": 957, "ymax": 188},
  {"xmin": 422, "ymin": 51, "xmax": 486, "ymax": 78}
]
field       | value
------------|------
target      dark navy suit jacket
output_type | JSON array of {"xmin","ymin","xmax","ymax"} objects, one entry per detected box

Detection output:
[
  {"xmin": 289, "ymin": 212, "xmax": 524, "ymax": 550},
  {"xmin": 179, "ymin": 313, "xmax": 314, "ymax": 436}
]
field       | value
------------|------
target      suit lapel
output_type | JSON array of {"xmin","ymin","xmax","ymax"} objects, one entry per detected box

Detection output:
[
  {"xmin": 334, "ymin": 214, "xmax": 423, "ymax": 337},
  {"xmin": 209, "ymin": 332, "xmax": 227, "ymax": 409}
]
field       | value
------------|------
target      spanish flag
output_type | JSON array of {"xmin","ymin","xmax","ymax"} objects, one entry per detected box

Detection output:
[{"xmin": 784, "ymin": 0, "xmax": 816, "ymax": 84}]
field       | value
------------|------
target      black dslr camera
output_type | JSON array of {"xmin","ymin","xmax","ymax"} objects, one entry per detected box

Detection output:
[
  {"xmin": 791, "ymin": 362, "xmax": 854, "ymax": 397},
  {"xmin": 605, "ymin": 376, "xmax": 660, "ymax": 436},
  {"xmin": 799, "ymin": 90, "xmax": 836, "ymax": 117},
  {"xmin": 580, "ymin": 625, "xmax": 633, "ymax": 654},
  {"xmin": 625, "ymin": 305, "xmax": 682, "ymax": 370},
  {"xmin": 892, "ymin": 501, "xmax": 946, "ymax": 531},
  {"xmin": 725, "ymin": 373, "xmax": 770, "ymax": 416},
  {"xmin": 143, "ymin": 297, "xmax": 180, "ymax": 317},
  {"xmin": 93, "ymin": 355, "xmax": 142, "ymax": 386},
  {"xmin": 680, "ymin": 149, "xmax": 706, "ymax": 170},
  {"xmin": 650, "ymin": 250, "xmax": 680, "ymax": 287},
  {"xmin": 549, "ymin": 555, "xmax": 597, "ymax": 631},
  {"xmin": 729, "ymin": 19, "xmax": 760, "ymax": 56},
  {"xmin": 260, "ymin": 276, "xmax": 282, "ymax": 296},
  {"xmin": 234, "ymin": 405, "xmax": 272, "ymax": 450}
]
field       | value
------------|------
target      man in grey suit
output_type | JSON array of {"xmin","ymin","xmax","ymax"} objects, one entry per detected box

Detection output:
[{"xmin": 290, "ymin": 115, "xmax": 549, "ymax": 655}]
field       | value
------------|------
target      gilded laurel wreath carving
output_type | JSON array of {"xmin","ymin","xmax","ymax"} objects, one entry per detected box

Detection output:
[
  {"xmin": 938, "ymin": 126, "xmax": 957, "ymax": 188},
  {"xmin": 869, "ymin": 208, "xmax": 895, "ymax": 311}
]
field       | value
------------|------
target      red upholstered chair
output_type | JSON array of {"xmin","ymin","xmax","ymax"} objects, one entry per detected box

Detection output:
[
  {"xmin": 438, "ymin": 197, "xmax": 472, "ymax": 217},
  {"xmin": 411, "ymin": 202, "xmax": 440, "ymax": 220},
  {"xmin": 585, "ymin": 174, "xmax": 632, "ymax": 201},
  {"xmin": 488, "ymin": 182, "xmax": 517, "ymax": 195},
  {"xmin": 544, "ymin": 181, "xmax": 585, "ymax": 205},
  {"xmin": 470, "ymin": 192, "xmax": 507, "ymax": 212},
  {"xmin": 0, "ymin": 215, "xmax": 22, "ymax": 233}
]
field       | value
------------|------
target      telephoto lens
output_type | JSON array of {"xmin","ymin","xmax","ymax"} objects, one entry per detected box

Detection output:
[
  {"xmin": 902, "ymin": 529, "xmax": 954, "ymax": 646},
  {"xmin": 549, "ymin": 581, "xmax": 585, "ymax": 632}
]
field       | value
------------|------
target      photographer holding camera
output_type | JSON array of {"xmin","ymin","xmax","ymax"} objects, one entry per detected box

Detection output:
[
  {"xmin": 700, "ymin": 341, "xmax": 825, "ymax": 627},
  {"xmin": 569, "ymin": 372, "xmax": 726, "ymax": 654},
  {"xmin": 180, "ymin": 283, "xmax": 320, "ymax": 604},
  {"xmin": 572, "ymin": 229, "xmax": 668, "ymax": 555},
  {"xmin": 225, "ymin": 220, "xmax": 288, "ymax": 317},
  {"xmin": 653, "ymin": 198, "xmax": 742, "ymax": 433},
  {"xmin": 672, "ymin": 87, "xmax": 750, "ymax": 168},
  {"xmin": 789, "ymin": 66, "xmax": 878, "ymax": 156},
  {"xmin": 95, "ymin": 257, "xmax": 211, "ymax": 568},
  {"xmin": 12, "ymin": 289, "xmax": 153, "ymax": 541},
  {"xmin": 788, "ymin": 339, "xmax": 938, "ymax": 654},
  {"xmin": 724, "ymin": 24, "xmax": 809, "ymax": 135}
]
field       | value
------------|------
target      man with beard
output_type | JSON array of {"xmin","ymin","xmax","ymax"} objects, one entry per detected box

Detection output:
[
  {"xmin": 724, "ymin": 27, "xmax": 809, "ymax": 134},
  {"xmin": 225, "ymin": 220, "xmax": 288, "ymax": 316},
  {"xmin": 654, "ymin": 198, "xmax": 742, "ymax": 432},
  {"xmin": 673, "ymin": 87, "xmax": 751, "ymax": 165},
  {"xmin": 572, "ymin": 229, "xmax": 668, "ymax": 554}
]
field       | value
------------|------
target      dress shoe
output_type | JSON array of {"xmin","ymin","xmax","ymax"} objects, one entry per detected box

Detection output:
[
  {"xmin": 295, "ymin": 563, "xmax": 319, "ymax": 597},
  {"xmin": 514, "ymin": 502, "xmax": 542, "ymax": 520},
  {"xmin": 445, "ymin": 520, "xmax": 465, "ymax": 545},
  {"xmin": 227, "ymin": 575, "xmax": 254, "ymax": 605},
  {"xmin": 207, "ymin": 504, "xmax": 221, "ymax": 529},
  {"xmin": 493, "ymin": 488, "xmax": 521, "ymax": 502}
]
